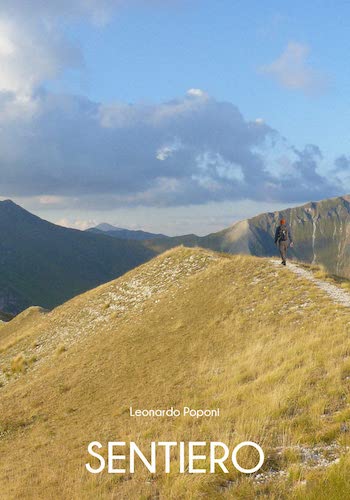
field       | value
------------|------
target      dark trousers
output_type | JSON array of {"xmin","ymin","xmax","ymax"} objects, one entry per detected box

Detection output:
[{"xmin": 279, "ymin": 241, "xmax": 288, "ymax": 262}]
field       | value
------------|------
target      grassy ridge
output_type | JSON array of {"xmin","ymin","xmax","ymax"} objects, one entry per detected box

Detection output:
[{"xmin": 1, "ymin": 248, "xmax": 350, "ymax": 498}]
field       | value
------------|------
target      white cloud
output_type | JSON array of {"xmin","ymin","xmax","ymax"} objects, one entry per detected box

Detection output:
[
  {"xmin": 156, "ymin": 146, "xmax": 174, "ymax": 161},
  {"xmin": 36, "ymin": 195, "xmax": 66, "ymax": 205},
  {"xmin": 0, "ymin": 0, "xmax": 170, "ymax": 97},
  {"xmin": 56, "ymin": 217, "xmax": 97, "ymax": 230},
  {"xmin": 259, "ymin": 42, "xmax": 328, "ymax": 94},
  {"xmin": 186, "ymin": 88, "xmax": 208, "ymax": 98},
  {"xmin": 156, "ymin": 138, "xmax": 183, "ymax": 161},
  {"xmin": 0, "ymin": 16, "xmax": 82, "ymax": 97}
]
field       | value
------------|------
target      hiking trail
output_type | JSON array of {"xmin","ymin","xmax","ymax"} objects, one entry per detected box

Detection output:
[{"xmin": 270, "ymin": 259, "xmax": 350, "ymax": 308}]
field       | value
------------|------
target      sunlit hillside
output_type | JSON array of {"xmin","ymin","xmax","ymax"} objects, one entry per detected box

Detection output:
[
  {"xmin": 1, "ymin": 247, "xmax": 350, "ymax": 499},
  {"xmin": 147, "ymin": 195, "xmax": 350, "ymax": 280}
]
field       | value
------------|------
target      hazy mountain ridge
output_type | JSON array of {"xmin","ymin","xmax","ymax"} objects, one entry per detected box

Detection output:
[{"xmin": 87, "ymin": 223, "xmax": 169, "ymax": 240}]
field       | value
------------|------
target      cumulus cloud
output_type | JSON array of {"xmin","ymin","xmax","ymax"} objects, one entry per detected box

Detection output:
[
  {"xmin": 0, "ymin": 17, "xmax": 82, "ymax": 96},
  {"xmin": 36, "ymin": 195, "xmax": 67, "ymax": 206},
  {"xmin": 0, "ymin": 0, "xmax": 174, "ymax": 96},
  {"xmin": 0, "ymin": 89, "xmax": 341, "ymax": 207},
  {"xmin": 334, "ymin": 155, "xmax": 350, "ymax": 172},
  {"xmin": 0, "ymin": 4, "xmax": 342, "ymax": 210},
  {"xmin": 56, "ymin": 217, "xmax": 98, "ymax": 230},
  {"xmin": 0, "ymin": 2, "xmax": 92, "ymax": 97},
  {"xmin": 259, "ymin": 42, "xmax": 328, "ymax": 94},
  {"xmin": 186, "ymin": 88, "xmax": 209, "ymax": 98},
  {"xmin": 332, "ymin": 155, "xmax": 350, "ymax": 184}
]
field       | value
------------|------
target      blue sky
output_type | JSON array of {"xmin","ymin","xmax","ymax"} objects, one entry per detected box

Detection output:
[
  {"xmin": 56, "ymin": 1, "xmax": 350, "ymax": 154},
  {"xmin": 0, "ymin": 0, "xmax": 349, "ymax": 234}
]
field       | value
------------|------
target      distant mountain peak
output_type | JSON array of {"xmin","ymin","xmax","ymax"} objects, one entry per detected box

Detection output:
[
  {"xmin": 87, "ymin": 223, "xmax": 169, "ymax": 241},
  {"xmin": 0, "ymin": 199, "xmax": 37, "ymax": 212},
  {"xmin": 0, "ymin": 199, "xmax": 19, "ymax": 207},
  {"xmin": 94, "ymin": 223, "xmax": 123, "ymax": 232},
  {"xmin": 0, "ymin": 199, "xmax": 49, "ymax": 226}
]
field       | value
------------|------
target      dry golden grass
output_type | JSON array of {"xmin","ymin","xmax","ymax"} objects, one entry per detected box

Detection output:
[{"xmin": 0, "ymin": 247, "xmax": 350, "ymax": 499}]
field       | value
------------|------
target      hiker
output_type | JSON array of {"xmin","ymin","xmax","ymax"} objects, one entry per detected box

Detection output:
[{"xmin": 274, "ymin": 219, "xmax": 294, "ymax": 266}]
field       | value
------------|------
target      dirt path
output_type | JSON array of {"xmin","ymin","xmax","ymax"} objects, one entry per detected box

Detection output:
[{"xmin": 270, "ymin": 259, "xmax": 350, "ymax": 308}]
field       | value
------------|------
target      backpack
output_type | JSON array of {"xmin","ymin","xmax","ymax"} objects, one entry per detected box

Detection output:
[{"xmin": 279, "ymin": 225, "xmax": 288, "ymax": 242}]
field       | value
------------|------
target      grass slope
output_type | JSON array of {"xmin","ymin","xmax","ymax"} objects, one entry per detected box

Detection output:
[{"xmin": 1, "ymin": 247, "xmax": 350, "ymax": 499}]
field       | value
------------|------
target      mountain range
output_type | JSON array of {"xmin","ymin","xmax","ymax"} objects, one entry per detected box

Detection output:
[
  {"xmin": 87, "ymin": 222, "xmax": 169, "ymax": 240},
  {"xmin": 1, "ymin": 194, "xmax": 350, "ymax": 315},
  {"xmin": 146, "ymin": 194, "xmax": 350, "ymax": 279}
]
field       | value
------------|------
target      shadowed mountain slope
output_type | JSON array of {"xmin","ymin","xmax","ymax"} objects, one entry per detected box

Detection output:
[
  {"xmin": 0, "ymin": 311, "xmax": 13, "ymax": 322},
  {"xmin": 0, "ymin": 200, "xmax": 156, "ymax": 314},
  {"xmin": 1, "ymin": 247, "xmax": 350, "ymax": 498}
]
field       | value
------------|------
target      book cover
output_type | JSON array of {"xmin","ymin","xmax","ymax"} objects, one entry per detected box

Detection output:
[{"xmin": 0, "ymin": 2, "xmax": 349, "ymax": 499}]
